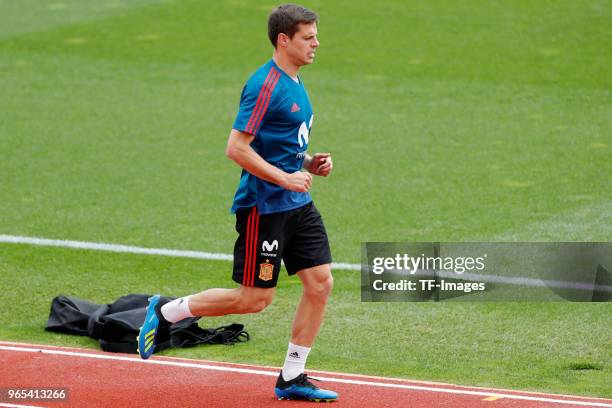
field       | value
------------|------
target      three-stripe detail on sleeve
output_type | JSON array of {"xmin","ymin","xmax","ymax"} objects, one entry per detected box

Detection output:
[
  {"xmin": 243, "ymin": 206, "xmax": 260, "ymax": 287},
  {"xmin": 246, "ymin": 67, "xmax": 280, "ymax": 135}
]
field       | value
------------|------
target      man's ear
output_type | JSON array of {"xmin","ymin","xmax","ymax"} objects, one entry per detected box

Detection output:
[{"xmin": 277, "ymin": 33, "xmax": 289, "ymax": 47}]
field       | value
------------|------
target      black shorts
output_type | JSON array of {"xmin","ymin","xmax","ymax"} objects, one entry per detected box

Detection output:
[{"xmin": 232, "ymin": 202, "xmax": 332, "ymax": 288}]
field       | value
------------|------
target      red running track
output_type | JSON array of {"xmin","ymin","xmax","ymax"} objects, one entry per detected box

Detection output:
[{"xmin": 0, "ymin": 341, "xmax": 610, "ymax": 408}]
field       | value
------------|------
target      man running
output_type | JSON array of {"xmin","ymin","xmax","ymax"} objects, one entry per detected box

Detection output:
[{"xmin": 138, "ymin": 4, "xmax": 337, "ymax": 402}]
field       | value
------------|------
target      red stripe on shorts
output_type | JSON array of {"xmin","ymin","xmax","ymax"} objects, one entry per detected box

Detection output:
[
  {"xmin": 243, "ymin": 207, "xmax": 256, "ymax": 286},
  {"xmin": 250, "ymin": 209, "xmax": 260, "ymax": 287}
]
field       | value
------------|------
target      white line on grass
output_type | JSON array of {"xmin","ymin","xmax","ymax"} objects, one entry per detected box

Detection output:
[
  {"xmin": 1, "ymin": 234, "xmax": 610, "ymax": 292},
  {"xmin": 0, "ymin": 234, "xmax": 234, "ymax": 262},
  {"xmin": 0, "ymin": 234, "xmax": 358, "ymax": 270},
  {"xmin": 1, "ymin": 344, "xmax": 610, "ymax": 407}
]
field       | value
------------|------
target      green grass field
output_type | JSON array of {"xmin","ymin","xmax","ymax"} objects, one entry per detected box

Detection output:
[{"xmin": 0, "ymin": 0, "xmax": 610, "ymax": 398}]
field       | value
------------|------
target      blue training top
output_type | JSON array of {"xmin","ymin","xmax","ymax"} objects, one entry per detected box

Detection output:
[{"xmin": 231, "ymin": 59, "xmax": 314, "ymax": 215}]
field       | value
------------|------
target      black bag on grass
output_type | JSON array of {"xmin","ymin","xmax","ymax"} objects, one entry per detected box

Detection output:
[{"xmin": 45, "ymin": 294, "xmax": 249, "ymax": 354}]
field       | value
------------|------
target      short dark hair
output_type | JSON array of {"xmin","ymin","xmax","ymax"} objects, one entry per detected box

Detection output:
[{"xmin": 268, "ymin": 4, "xmax": 318, "ymax": 47}]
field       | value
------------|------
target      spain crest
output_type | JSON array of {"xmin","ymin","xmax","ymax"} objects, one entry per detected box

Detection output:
[{"xmin": 259, "ymin": 260, "xmax": 274, "ymax": 282}]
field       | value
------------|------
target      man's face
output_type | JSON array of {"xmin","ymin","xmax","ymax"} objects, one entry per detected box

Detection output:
[{"xmin": 285, "ymin": 22, "xmax": 319, "ymax": 66}]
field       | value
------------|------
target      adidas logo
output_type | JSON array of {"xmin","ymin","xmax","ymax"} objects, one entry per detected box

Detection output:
[
  {"xmin": 144, "ymin": 328, "xmax": 156, "ymax": 352},
  {"xmin": 291, "ymin": 102, "xmax": 300, "ymax": 113},
  {"xmin": 289, "ymin": 351, "xmax": 300, "ymax": 359}
]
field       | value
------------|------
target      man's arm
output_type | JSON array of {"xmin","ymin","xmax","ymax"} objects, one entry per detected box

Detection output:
[
  {"xmin": 303, "ymin": 152, "xmax": 333, "ymax": 177},
  {"xmin": 226, "ymin": 129, "xmax": 313, "ymax": 192}
]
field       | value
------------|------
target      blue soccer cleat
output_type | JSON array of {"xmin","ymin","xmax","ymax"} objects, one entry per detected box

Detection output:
[
  {"xmin": 137, "ymin": 294, "xmax": 162, "ymax": 359},
  {"xmin": 275, "ymin": 372, "xmax": 338, "ymax": 402}
]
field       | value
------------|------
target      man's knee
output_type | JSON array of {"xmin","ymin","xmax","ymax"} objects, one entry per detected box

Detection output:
[
  {"xmin": 238, "ymin": 287, "xmax": 275, "ymax": 313},
  {"xmin": 245, "ymin": 295, "xmax": 273, "ymax": 313},
  {"xmin": 302, "ymin": 267, "xmax": 334, "ymax": 299},
  {"xmin": 312, "ymin": 274, "xmax": 334, "ymax": 299}
]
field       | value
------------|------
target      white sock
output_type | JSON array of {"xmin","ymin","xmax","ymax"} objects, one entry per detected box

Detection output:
[
  {"xmin": 281, "ymin": 342, "xmax": 311, "ymax": 381},
  {"xmin": 160, "ymin": 296, "xmax": 195, "ymax": 323}
]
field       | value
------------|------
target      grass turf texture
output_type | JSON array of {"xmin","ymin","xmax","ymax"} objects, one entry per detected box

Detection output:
[{"xmin": 0, "ymin": 0, "xmax": 610, "ymax": 398}]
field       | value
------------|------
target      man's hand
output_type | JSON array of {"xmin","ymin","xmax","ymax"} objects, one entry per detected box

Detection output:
[
  {"xmin": 305, "ymin": 153, "xmax": 333, "ymax": 177},
  {"xmin": 281, "ymin": 171, "xmax": 313, "ymax": 192}
]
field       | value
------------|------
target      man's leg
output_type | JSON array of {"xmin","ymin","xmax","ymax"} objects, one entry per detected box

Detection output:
[
  {"xmin": 139, "ymin": 206, "xmax": 283, "ymax": 359},
  {"xmin": 291, "ymin": 263, "xmax": 333, "ymax": 346},
  {"xmin": 274, "ymin": 264, "xmax": 337, "ymax": 401},
  {"xmin": 137, "ymin": 286, "xmax": 274, "ymax": 359},
  {"xmin": 281, "ymin": 263, "xmax": 333, "ymax": 380},
  {"xmin": 165, "ymin": 285, "xmax": 275, "ymax": 320}
]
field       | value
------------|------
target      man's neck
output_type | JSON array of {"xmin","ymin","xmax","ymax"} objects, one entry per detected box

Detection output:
[{"xmin": 272, "ymin": 52, "xmax": 299, "ymax": 80}]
